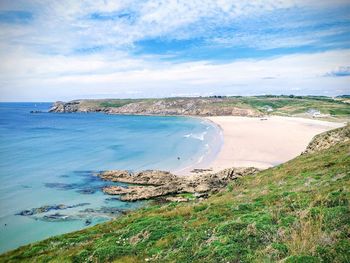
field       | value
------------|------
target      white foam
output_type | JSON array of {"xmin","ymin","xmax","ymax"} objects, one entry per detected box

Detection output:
[{"xmin": 183, "ymin": 131, "xmax": 207, "ymax": 141}]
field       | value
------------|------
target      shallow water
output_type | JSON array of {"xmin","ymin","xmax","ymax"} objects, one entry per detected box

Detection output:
[{"xmin": 0, "ymin": 103, "xmax": 221, "ymax": 253}]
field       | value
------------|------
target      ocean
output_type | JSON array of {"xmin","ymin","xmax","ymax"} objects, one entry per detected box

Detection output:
[{"xmin": 0, "ymin": 102, "xmax": 221, "ymax": 253}]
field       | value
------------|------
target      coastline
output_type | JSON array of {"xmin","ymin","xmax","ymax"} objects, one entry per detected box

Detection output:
[
  {"xmin": 1, "ymin": 104, "xmax": 348, "ymax": 255},
  {"xmin": 173, "ymin": 117, "xmax": 224, "ymax": 176},
  {"xmin": 188, "ymin": 116, "xmax": 345, "ymax": 172}
]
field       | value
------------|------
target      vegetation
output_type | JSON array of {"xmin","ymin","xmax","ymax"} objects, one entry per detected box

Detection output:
[
  {"xmin": 99, "ymin": 99, "xmax": 144, "ymax": 108},
  {"xmin": 212, "ymin": 96, "xmax": 350, "ymax": 117},
  {"xmin": 1, "ymin": 135, "xmax": 349, "ymax": 262},
  {"xmin": 90, "ymin": 95, "xmax": 350, "ymax": 118}
]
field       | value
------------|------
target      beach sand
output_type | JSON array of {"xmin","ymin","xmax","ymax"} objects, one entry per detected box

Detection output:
[{"xmin": 203, "ymin": 116, "xmax": 345, "ymax": 172}]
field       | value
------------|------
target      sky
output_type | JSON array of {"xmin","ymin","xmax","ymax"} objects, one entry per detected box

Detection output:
[{"xmin": 0, "ymin": 0, "xmax": 349, "ymax": 101}]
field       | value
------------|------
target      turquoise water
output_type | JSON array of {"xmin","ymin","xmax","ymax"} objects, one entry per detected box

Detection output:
[{"xmin": 0, "ymin": 103, "xmax": 221, "ymax": 253}]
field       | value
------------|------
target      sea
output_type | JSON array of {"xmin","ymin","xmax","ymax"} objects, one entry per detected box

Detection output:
[{"xmin": 0, "ymin": 102, "xmax": 222, "ymax": 253}]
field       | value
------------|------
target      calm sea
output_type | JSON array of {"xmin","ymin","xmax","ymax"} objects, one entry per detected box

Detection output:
[{"xmin": 0, "ymin": 102, "xmax": 221, "ymax": 253}]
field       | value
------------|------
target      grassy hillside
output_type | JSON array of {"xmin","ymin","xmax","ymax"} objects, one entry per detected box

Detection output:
[
  {"xmin": 1, "ymin": 135, "xmax": 349, "ymax": 262},
  {"xmin": 84, "ymin": 95, "xmax": 350, "ymax": 118}
]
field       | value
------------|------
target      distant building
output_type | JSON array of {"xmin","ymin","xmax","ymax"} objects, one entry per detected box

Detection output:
[
  {"xmin": 262, "ymin": 105, "xmax": 274, "ymax": 112},
  {"xmin": 306, "ymin": 109, "xmax": 329, "ymax": 118}
]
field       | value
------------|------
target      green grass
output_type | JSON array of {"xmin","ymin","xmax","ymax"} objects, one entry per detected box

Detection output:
[
  {"xmin": 99, "ymin": 99, "xmax": 143, "ymax": 108},
  {"xmin": 1, "ymin": 139, "xmax": 349, "ymax": 262},
  {"xmin": 237, "ymin": 97, "xmax": 350, "ymax": 116},
  {"xmin": 80, "ymin": 96, "xmax": 350, "ymax": 118}
]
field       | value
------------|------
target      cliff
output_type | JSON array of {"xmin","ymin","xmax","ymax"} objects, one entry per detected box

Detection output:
[
  {"xmin": 48, "ymin": 98, "xmax": 262, "ymax": 117},
  {"xmin": 48, "ymin": 96, "xmax": 350, "ymax": 119}
]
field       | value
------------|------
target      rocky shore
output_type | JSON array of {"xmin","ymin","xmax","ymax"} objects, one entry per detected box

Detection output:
[
  {"xmin": 98, "ymin": 167, "xmax": 259, "ymax": 201},
  {"xmin": 97, "ymin": 124, "xmax": 349, "ymax": 202}
]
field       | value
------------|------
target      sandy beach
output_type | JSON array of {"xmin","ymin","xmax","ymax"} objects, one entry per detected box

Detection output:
[{"xmin": 203, "ymin": 116, "xmax": 345, "ymax": 171}]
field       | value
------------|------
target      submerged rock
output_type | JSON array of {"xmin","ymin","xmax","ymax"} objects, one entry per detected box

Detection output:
[
  {"xmin": 16, "ymin": 203, "xmax": 90, "ymax": 216},
  {"xmin": 76, "ymin": 188, "xmax": 97, "ymax": 194},
  {"xmin": 44, "ymin": 182, "xmax": 80, "ymax": 190},
  {"xmin": 104, "ymin": 197, "xmax": 120, "ymax": 202},
  {"xmin": 42, "ymin": 213, "xmax": 72, "ymax": 221},
  {"xmin": 44, "ymin": 181, "xmax": 105, "ymax": 195}
]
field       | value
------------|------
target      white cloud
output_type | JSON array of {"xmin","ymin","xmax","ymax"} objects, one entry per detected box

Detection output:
[
  {"xmin": 1, "ymin": 49, "xmax": 349, "ymax": 101},
  {"xmin": 0, "ymin": 0, "xmax": 342, "ymax": 51},
  {"xmin": 0, "ymin": 0, "xmax": 349, "ymax": 100}
]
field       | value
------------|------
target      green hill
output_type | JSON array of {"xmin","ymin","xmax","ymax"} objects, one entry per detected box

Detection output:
[
  {"xmin": 1, "ymin": 128, "xmax": 349, "ymax": 262},
  {"xmin": 49, "ymin": 96, "xmax": 350, "ymax": 121}
]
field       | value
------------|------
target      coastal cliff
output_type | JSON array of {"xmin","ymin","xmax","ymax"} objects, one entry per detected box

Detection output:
[
  {"xmin": 49, "ymin": 98, "xmax": 262, "ymax": 116},
  {"xmin": 48, "ymin": 96, "xmax": 350, "ymax": 119}
]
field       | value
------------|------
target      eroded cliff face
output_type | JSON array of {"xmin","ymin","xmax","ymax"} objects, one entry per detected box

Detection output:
[
  {"xmin": 49, "ymin": 99, "xmax": 262, "ymax": 117},
  {"xmin": 49, "ymin": 100, "xmax": 103, "ymax": 113},
  {"xmin": 303, "ymin": 124, "xmax": 349, "ymax": 154}
]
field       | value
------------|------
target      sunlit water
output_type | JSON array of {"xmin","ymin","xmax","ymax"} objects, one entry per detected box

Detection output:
[{"xmin": 0, "ymin": 103, "xmax": 221, "ymax": 253}]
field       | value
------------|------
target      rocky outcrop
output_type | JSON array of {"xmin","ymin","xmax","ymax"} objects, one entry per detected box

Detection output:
[
  {"xmin": 100, "ymin": 170, "xmax": 178, "ymax": 186},
  {"xmin": 98, "ymin": 167, "xmax": 259, "ymax": 201},
  {"xmin": 49, "ymin": 98, "xmax": 262, "ymax": 117},
  {"xmin": 49, "ymin": 101, "xmax": 80, "ymax": 113},
  {"xmin": 303, "ymin": 124, "xmax": 349, "ymax": 154}
]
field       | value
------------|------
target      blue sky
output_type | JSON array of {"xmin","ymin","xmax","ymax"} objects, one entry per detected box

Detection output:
[{"xmin": 0, "ymin": 0, "xmax": 349, "ymax": 101}]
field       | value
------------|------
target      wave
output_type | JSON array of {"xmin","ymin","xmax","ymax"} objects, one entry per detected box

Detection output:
[{"xmin": 183, "ymin": 132, "xmax": 207, "ymax": 141}]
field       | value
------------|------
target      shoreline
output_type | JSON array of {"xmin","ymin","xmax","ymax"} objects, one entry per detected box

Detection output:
[
  {"xmin": 49, "ymin": 109, "xmax": 346, "ymax": 175},
  {"xmin": 202, "ymin": 116, "xmax": 346, "ymax": 172},
  {"xmin": 0, "ymin": 106, "xmax": 347, "ymax": 254},
  {"xmin": 173, "ymin": 117, "xmax": 224, "ymax": 176},
  {"xmin": 188, "ymin": 116, "xmax": 346, "ymax": 172}
]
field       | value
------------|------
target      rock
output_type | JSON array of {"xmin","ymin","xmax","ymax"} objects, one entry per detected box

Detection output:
[
  {"xmin": 303, "ymin": 124, "xmax": 349, "ymax": 154},
  {"xmin": 190, "ymin": 168, "xmax": 213, "ymax": 174},
  {"xmin": 76, "ymin": 188, "xmax": 97, "ymax": 194},
  {"xmin": 164, "ymin": 196, "xmax": 189, "ymax": 202},
  {"xmin": 99, "ymin": 170, "xmax": 178, "ymax": 186},
  {"xmin": 129, "ymin": 231, "xmax": 150, "ymax": 245},
  {"xmin": 79, "ymin": 206, "xmax": 127, "ymax": 215},
  {"xmin": 44, "ymin": 181, "xmax": 103, "ymax": 194},
  {"xmin": 42, "ymin": 213, "xmax": 71, "ymax": 221},
  {"xmin": 104, "ymin": 197, "xmax": 120, "ymax": 202},
  {"xmin": 16, "ymin": 203, "xmax": 90, "ymax": 216},
  {"xmin": 99, "ymin": 167, "xmax": 259, "ymax": 201},
  {"xmin": 48, "ymin": 101, "xmax": 80, "ymax": 113},
  {"xmin": 44, "ymin": 182, "xmax": 80, "ymax": 190}
]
